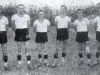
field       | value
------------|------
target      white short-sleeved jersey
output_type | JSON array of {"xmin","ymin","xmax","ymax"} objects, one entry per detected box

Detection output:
[
  {"xmin": 0, "ymin": 16, "xmax": 8, "ymax": 31},
  {"xmin": 93, "ymin": 16, "xmax": 100, "ymax": 32},
  {"xmin": 55, "ymin": 16, "xmax": 71, "ymax": 29},
  {"xmin": 11, "ymin": 14, "xmax": 30, "ymax": 29},
  {"xmin": 33, "ymin": 19, "xmax": 50, "ymax": 32},
  {"xmin": 74, "ymin": 18, "xmax": 90, "ymax": 32}
]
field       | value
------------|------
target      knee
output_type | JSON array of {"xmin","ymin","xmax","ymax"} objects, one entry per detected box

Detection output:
[
  {"xmin": 85, "ymin": 41, "xmax": 89, "ymax": 45},
  {"xmin": 1, "ymin": 44, "xmax": 7, "ymax": 55},
  {"xmin": 1, "ymin": 44, "xmax": 7, "ymax": 49},
  {"xmin": 97, "ymin": 46, "xmax": 100, "ymax": 51}
]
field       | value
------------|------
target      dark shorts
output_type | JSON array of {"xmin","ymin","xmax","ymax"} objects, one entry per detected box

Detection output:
[
  {"xmin": 35, "ymin": 32, "xmax": 48, "ymax": 43},
  {"xmin": 76, "ymin": 32, "xmax": 89, "ymax": 43},
  {"xmin": 14, "ymin": 28, "xmax": 30, "ymax": 42},
  {"xmin": 0, "ymin": 31, "xmax": 7, "ymax": 44},
  {"xmin": 96, "ymin": 31, "xmax": 100, "ymax": 41},
  {"xmin": 57, "ymin": 28, "xmax": 69, "ymax": 41}
]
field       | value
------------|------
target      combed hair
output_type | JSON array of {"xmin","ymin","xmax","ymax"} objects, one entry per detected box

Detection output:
[
  {"xmin": 77, "ymin": 9, "xmax": 83, "ymax": 12},
  {"xmin": 38, "ymin": 10, "xmax": 44, "ymax": 13},
  {"xmin": 61, "ymin": 5, "xmax": 67, "ymax": 9},
  {"xmin": 0, "ymin": 5, "xmax": 2, "ymax": 10},
  {"xmin": 17, "ymin": 4, "xmax": 25, "ymax": 8}
]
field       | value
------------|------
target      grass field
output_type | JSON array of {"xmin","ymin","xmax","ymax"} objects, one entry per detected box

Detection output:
[{"xmin": 0, "ymin": 26, "xmax": 99, "ymax": 75}]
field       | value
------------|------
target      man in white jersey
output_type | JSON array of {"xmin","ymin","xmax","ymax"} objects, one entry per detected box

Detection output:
[
  {"xmin": 11, "ymin": 4, "xmax": 33, "ymax": 69},
  {"xmin": 0, "ymin": 5, "xmax": 11, "ymax": 71},
  {"xmin": 91, "ymin": 4, "xmax": 100, "ymax": 65},
  {"xmin": 33, "ymin": 10, "xmax": 50, "ymax": 67},
  {"xmin": 52, "ymin": 5, "xmax": 71, "ymax": 67},
  {"xmin": 74, "ymin": 9, "xmax": 92, "ymax": 66}
]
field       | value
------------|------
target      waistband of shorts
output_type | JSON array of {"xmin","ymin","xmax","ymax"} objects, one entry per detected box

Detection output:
[
  {"xmin": 0, "ymin": 31, "xmax": 6, "ymax": 33},
  {"xmin": 77, "ymin": 31, "xmax": 88, "ymax": 33},
  {"xmin": 36, "ymin": 32, "xmax": 47, "ymax": 33},
  {"xmin": 96, "ymin": 31, "xmax": 100, "ymax": 33},
  {"xmin": 57, "ymin": 28, "xmax": 68, "ymax": 30},
  {"xmin": 16, "ymin": 28, "xmax": 28, "ymax": 30}
]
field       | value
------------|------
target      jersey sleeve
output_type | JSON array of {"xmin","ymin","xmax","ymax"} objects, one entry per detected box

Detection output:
[
  {"xmin": 11, "ymin": 15, "xmax": 15, "ymax": 21},
  {"xmin": 86, "ymin": 18, "xmax": 90, "ymax": 25},
  {"xmin": 5, "ymin": 17, "xmax": 9, "ymax": 25},
  {"xmin": 27, "ymin": 15, "xmax": 30, "ymax": 21},
  {"xmin": 93, "ymin": 17, "xmax": 97, "ymax": 24},
  {"xmin": 46, "ymin": 20, "xmax": 50, "ymax": 26},
  {"xmin": 55, "ymin": 16, "xmax": 58, "ymax": 23},
  {"xmin": 73, "ymin": 20, "xmax": 77, "ymax": 26},
  {"xmin": 33, "ymin": 20, "xmax": 37, "ymax": 26},
  {"xmin": 68, "ymin": 17, "xmax": 71, "ymax": 23}
]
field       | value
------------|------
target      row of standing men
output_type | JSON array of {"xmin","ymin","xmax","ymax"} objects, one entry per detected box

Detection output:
[{"xmin": 0, "ymin": 4, "xmax": 100, "ymax": 71}]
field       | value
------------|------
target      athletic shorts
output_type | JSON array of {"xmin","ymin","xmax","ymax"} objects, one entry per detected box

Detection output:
[
  {"xmin": 57, "ymin": 28, "xmax": 69, "ymax": 41},
  {"xmin": 96, "ymin": 31, "xmax": 100, "ymax": 41},
  {"xmin": 0, "ymin": 31, "xmax": 7, "ymax": 44},
  {"xmin": 76, "ymin": 32, "xmax": 89, "ymax": 43},
  {"xmin": 14, "ymin": 28, "xmax": 30, "ymax": 42},
  {"xmin": 35, "ymin": 32, "xmax": 48, "ymax": 43}
]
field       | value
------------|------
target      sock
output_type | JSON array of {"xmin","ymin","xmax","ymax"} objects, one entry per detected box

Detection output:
[
  {"xmin": 38, "ymin": 54, "xmax": 42, "ymax": 63},
  {"xmin": 3, "ymin": 55, "xmax": 8, "ymax": 66},
  {"xmin": 44, "ymin": 55, "xmax": 48, "ymax": 63},
  {"xmin": 44, "ymin": 55, "xmax": 48, "ymax": 59},
  {"xmin": 26, "ymin": 55, "xmax": 31, "ymax": 64},
  {"xmin": 62, "ymin": 53, "xmax": 66, "ymax": 58},
  {"xmin": 38, "ymin": 54, "xmax": 42, "ymax": 59},
  {"xmin": 54, "ymin": 52, "xmax": 58, "ymax": 59},
  {"xmin": 87, "ymin": 53, "xmax": 91, "ymax": 59},
  {"xmin": 79, "ymin": 53, "xmax": 83, "ymax": 58},
  {"xmin": 17, "ymin": 55, "xmax": 21, "ymax": 64},
  {"xmin": 96, "ymin": 52, "xmax": 100, "ymax": 58}
]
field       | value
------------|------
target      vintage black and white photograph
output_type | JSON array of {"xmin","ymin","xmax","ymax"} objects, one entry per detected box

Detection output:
[{"xmin": 0, "ymin": 0, "xmax": 100, "ymax": 75}]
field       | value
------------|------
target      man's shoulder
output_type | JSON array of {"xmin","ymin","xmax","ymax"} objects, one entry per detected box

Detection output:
[{"xmin": 12, "ymin": 14, "xmax": 17, "ymax": 18}]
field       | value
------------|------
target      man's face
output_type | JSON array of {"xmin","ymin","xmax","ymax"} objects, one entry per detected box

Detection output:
[
  {"xmin": 77, "ymin": 11, "xmax": 83, "ymax": 18},
  {"xmin": 18, "ymin": 5, "xmax": 25, "ymax": 14},
  {"xmin": 60, "ymin": 6, "xmax": 66, "ymax": 14},
  {"xmin": 38, "ymin": 11, "xmax": 44, "ymax": 18}
]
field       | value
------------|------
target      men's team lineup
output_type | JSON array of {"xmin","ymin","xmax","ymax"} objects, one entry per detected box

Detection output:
[{"xmin": 0, "ymin": 3, "xmax": 100, "ymax": 72}]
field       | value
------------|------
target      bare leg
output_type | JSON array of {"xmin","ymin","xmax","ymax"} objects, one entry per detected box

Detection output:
[
  {"xmin": 24, "ymin": 41, "xmax": 31, "ymax": 65},
  {"xmin": 95, "ymin": 41, "xmax": 100, "ymax": 64},
  {"xmin": 61, "ymin": 40, "xmax": 68, "ymax": 66},
  {"xmin": 37, "ymin": 43, "xmax": 43, "ymax": 64},
  {"xmin": 52, "ymin": 40, "xmax": 61, "ymax": 67},
  {"xmin": 1, "ymin": 44, "xmax": 8, "ymax": 67},
  {"xmin": 77, "ymin": 42, "xmax": 83, "ymax": 65},
  {"xmin": 84, "ymin": 41, "xmax": 92, "ymax": 66},
  {"xmin": 42, "ymin": 43, "xmax": 49, "ymax": 66},
  {"xmin": 2, "ymin": 43, "xmax": 11, "ymax": 71},
  {"xmin": 16, "ymin": 42, "xmax": 22, "ymax": 68},
  {"xmin": 24, "ymin": 41, "xmax": 33, "ymax": 69}
]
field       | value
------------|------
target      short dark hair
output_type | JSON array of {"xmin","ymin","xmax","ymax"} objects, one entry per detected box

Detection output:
[
  {"xmin": 38, "ymin": 10, "xmax": 44, "ymax": 13},
  {"xmin": 0, "ymin": 5, "xmax": 2, "ymax": 10},
  {"xmin": 61, "ymin": 5, "xmax": 67, "ymax": 9},
  {"xmin": 77, "ymin": 9, "xmax": 83, "ymax": 12},
  {"xmin": 97, "ymin": 2, "xmax": 100, "ymax": 6},
  {"xmin": 0, "ymin": 5, "xmax": 3, "ymax": 15},
  {"xmin": 17, "ymin": 4, "xmax": 25, "ymax": 9}
]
